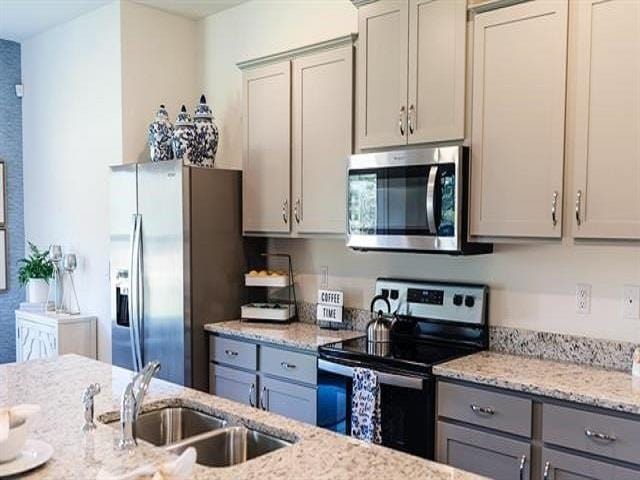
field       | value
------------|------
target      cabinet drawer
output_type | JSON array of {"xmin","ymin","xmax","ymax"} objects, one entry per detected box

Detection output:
[
  {"xmin": 438, "ymin": 382, "xmax": 532, "ymax": 437},
  {"xmin": 259, "ymin": 346, "xmax": 316, "ymax": 385},
  {"xmin": 210, "ymin": 336, "xmax": 257, "ymax": 371},
  {"xmin": 542, "ymin": 404, "xmax": 640, "ymax": 466}
]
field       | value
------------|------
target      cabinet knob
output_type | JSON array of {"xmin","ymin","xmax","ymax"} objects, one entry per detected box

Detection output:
[
  {"xmin": 294, "ymin": 199, "xmax": 301, "ymax": 224},
  {"xmin": 398, "ymin": 106, "xmax": 406, "ymax": 136},
  {"xmin": 575, "ymin": 190, "xmax": 582, "ymax": 226},
  {"xmin": 408, "ymin": 104, "xmax": 415, "ymax": 134}
]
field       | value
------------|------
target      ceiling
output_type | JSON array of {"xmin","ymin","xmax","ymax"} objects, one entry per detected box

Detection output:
[{"xmin": 0, "ymin": 0, "xmax": 248, "ymax": 42}]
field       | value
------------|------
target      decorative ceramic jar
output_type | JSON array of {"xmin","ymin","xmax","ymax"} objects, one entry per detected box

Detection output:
[
  {"xmin": 172, "ymin": 105, "xmax": 196, "ymax": 164},
  {"xmin": 148, "ymin": 104, "xmax": 174, "ymax": 162},
  {"xmin": 192, "ymin": 94, "xmax": 219, "ymax": 168}
]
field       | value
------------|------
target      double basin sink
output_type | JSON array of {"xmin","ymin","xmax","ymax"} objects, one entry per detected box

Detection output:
[{"xmin": 104, "ymin": 406, "xmax": 291, "ymax": 468}]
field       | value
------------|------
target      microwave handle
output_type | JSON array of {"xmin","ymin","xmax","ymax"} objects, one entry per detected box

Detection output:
[{"xmin": 426, "ymin": 165, "xmax": 439, "ymax": 234}]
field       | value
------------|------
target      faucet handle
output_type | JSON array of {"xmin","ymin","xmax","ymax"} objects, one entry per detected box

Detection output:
[{"xmin": 81, "ymin": 383, "xmax": 101, "ymax": 432}]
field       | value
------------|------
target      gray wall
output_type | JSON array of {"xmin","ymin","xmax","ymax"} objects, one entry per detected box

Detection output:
[{"xmin": 0, "ymin": 39, "xmax": 24, "ymax": 363}]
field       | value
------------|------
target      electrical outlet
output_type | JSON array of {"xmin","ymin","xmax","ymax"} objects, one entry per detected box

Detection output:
[
  {"xmin": 623, "ymin": 285, "xmax": 640, "ymax": 320},
  {"xmin": 576, "ymin": 284, "xmax": 591, "ymax": 314},
  {"xmin": 320, "ymin": 266, "xmax": 329, "ymax": 289}
]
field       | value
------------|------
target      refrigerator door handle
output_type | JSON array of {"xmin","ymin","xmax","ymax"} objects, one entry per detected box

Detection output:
[
  {"xmin": 129, "ymin": 214, "xmax": 143, "ymax": 372},
  {"xmin": 128, "ymin": 214, "xmax": 140, "ymax": 371},
  {"xmin": 136, "ymin": 215, "xmax": 144, "ymax": 367}
]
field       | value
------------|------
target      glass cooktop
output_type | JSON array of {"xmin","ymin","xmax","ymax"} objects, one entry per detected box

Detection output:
[{"xmin": 318, "ymin": 335, "xmax": 476, "ymax": 376}]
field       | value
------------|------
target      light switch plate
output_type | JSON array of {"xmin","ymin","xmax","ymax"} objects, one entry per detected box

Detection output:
[
  {"xmin": 320, "ymin": 266, "xmax": 329, "ymax": 289},
  {"xmin": 623, "ymin": 285, "xmax": 640, "ymax": 320}
]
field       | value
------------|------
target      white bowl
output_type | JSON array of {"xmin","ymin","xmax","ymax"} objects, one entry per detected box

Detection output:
[{"xmin": 0, "ymin": 418, "xmax": 28, "ymax": 463}]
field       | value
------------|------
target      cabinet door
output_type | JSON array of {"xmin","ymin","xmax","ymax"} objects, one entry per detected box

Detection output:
[
  {"xmin": 260, "ymin": 375, "xmax": 317, "ymax": 425},
  {"xmin": 572, "ymin": 0, "xmax": 640, "ymax": 239},
  {"xmin": 437, "ymin": 421, "xmax": 531, "ymax": 480},
  {"xmin": 292, "ymin": 45, "xmax": 353, "ymax": 234},
  {"xmin": 470, "ymin": 0, "xmax": 568, "ymax": 238},
  {"xmin": 210, "ymin": 364, "xmax": 258, "ymax": 407},
  {"xmin": 541, "ymin": 447, "xmax": 639, "ymax": 480},
  {"xmin": 357, "ymin": 0, "xmax": 409, "ymax": 149},
  {"xmin": 407, "ymin": 0, "xmax": 465, "ymax": 144},
  {"xmin": 242, "ymin": 61, "xmax": 291, "ymax": 233}
]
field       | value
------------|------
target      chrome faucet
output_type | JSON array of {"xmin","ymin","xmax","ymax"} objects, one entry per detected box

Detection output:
[{"xmin": 118, "ymin": 361, "xmax": 161, "ymax": 450}]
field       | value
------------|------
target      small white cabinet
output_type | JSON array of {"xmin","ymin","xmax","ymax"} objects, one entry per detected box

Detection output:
[
  {"xmin": 571, "ymin": 0, "xmax": 640, "ymax": 240},
  {"xmin": 469, "ymin": 0, "xmax": 568, "ymax": 238},
  {"xmin": 356, "ymin": 0, "xmax": 466, "ymax": 149},
  {"xmin": 15, "ymin": 310, "xmax": 97, "ymax": 362}
]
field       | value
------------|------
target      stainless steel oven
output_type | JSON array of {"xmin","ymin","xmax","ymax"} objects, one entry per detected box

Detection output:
[
  {"xmin": 317, "ymin": 358, "xmax": 434, "ymax": 459},
  {"xmin": 347, "ymin": 145, "xmax": 492, "ymax": 255}
]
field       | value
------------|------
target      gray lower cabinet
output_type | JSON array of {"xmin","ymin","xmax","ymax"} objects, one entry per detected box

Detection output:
[
  {"xmin": 209, "ymin": 364, "xmax": 257, "ymax": 407},
  {"xmin": 541, "ymin": 448, "xmax": 639, "ymax": 480},
  {"xmin": 209, "ymin": 333, "xmax": 317, "ymax": 425},
  {"xmin": 437, "ymin": 421, "xmax": 531, "ymax": 480},
  {"xmin": 260, "ymin": 375, "xmax": 316, "ymax": 425}
]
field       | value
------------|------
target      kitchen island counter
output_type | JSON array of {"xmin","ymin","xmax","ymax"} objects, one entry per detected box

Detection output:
[{"xmin": 2, "ymin": 355, "xmax": 485, "ymax": 479}]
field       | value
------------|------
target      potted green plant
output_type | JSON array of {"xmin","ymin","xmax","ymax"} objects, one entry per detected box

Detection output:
[{"xmin": 18, "ymin": 242, "xmax": 54, "ymax": 303}]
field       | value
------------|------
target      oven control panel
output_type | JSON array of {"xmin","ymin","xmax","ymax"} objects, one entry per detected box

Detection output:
[{"xmin": 376, "ymin": 278, "xmax": 487, "ymax": 325}]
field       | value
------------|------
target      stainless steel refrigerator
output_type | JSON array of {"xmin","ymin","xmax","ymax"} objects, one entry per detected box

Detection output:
[{"xmin": 110, "ymin": 160, "xmax": 261, "ymax": 391}]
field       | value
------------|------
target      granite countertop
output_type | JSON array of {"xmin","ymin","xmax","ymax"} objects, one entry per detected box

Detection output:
[
  {"xmin": 2, "ymin": 355, "xmax": 484, "ymax": 479},
  {"xmin": 204, "ymin": 320, "xmax": 364, "ymax": 351},
  {"xmin": 434, "ymin": 351, "xmax": 640, "ymax": 415}
]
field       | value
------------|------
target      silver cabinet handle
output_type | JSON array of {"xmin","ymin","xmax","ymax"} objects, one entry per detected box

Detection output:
[
  {"xmin": 408, "ymin": 104, "xmax": 415, "ymax": 134},
  {"xmin": 575, "ymin": 190, "xmax": 582, "ymax": 226},
  {"xmin": 282, "ymin": 199, "xmax": 288, "ymax": 224},
  {"xmin": 260, "ymin": 386, "xmax": 267, "ymax": 410},
  {"xmin": 224, "ymin": 349, "xmax": 238, "ymax": 357},
  {"xmin": 398, "ymin": 106, "xmax": 406, "ymax": 136},
  {"xmin": 519, "ymin": 454, "xmax": 526, "ymax": 480},
  {"xmin": 280, "ymin": 361, "xmax": 296, "ymax": 370},
  {"xmin": 543, "ymin": 461, "xmax": 550, "ymax": 480},
  {"xmin": 248, "ymin": 383, "xmax": 255, "ymax": 407},
  {"xmin": 470, "ymin": 404, "xmax": 495, "ymax": 416},
  {"xmin": 294, "ymin": 198, "xmax": 300, "ymax": 224},
  {"xmin": 585, "ymin": 428, "xmax": 616, "ymax": 443},
  {"xmin": 551, "ymin": 190, "xmax": 558, "ymax": 226}
]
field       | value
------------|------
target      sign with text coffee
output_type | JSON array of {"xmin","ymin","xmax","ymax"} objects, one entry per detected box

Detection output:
[{"xmin": 317, "ymin": 289, "xmax": 344, "ymax": 323}]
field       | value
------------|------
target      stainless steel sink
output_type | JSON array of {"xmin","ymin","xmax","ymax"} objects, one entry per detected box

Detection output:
[
  {"xmin": 167, "ymin": 426, "xmax": 292, "ymax": 467},
  {"xmin": 103, "ymin": 407, "xmax": 227, "ymax": 446}
]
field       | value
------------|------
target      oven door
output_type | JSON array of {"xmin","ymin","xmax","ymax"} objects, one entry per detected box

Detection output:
[
  {"xmin": 317, "ymin": 358, "xmax": 435, "ymax": 459},
  {"xmin": 347, "ymin": 147, "xmax": 461, "ymax": 252}
]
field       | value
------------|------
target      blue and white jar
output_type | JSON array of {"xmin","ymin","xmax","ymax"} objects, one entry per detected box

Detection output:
[
  {"xmin": 148, "ymin": 104, "xmax": 174, "ymax": 162},
  {"xmin": 192, "ymin": 94, "xmax": 219, "ymax": 168},
  {"xmin": 172, "ymin": 105, "xmax": 196, "ymax": 164}
]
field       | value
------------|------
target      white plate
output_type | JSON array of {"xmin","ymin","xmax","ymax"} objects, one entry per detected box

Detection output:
[{"xmin": 0, "ymin": 439, "xmax": 53, "ymax": 477}]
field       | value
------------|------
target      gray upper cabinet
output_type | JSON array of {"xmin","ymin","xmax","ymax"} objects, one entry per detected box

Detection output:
[
  {"xmin": 356, "ymin": 0, "xmax": 465, "ymax": 149},
  {"xmin": 437, "ymin": 421, "xmax": 531, "ymax": 480},
  {"xmin": 407, "ymin": 0, "xmax": 466, "ymax": 144},
  {"xmin": 292, "ymin": 45, "xmax": 353, "ymax": 235},
  {"xmin": 469, "ymin": 0, "xmax": 568, "ymax": 238},
  {"xmin": 571, "ymin": 0, "xmax": 640, "ymax": 240},
  {"xmin": 242, "ymin": 61, "xmax": 291, "ymax": 234},
  {"xmin": 241, "ymin": 36, "xmax": 355, "ymax": 236},
  {"xmin": 541, "ymin": 448, "xmax": 639, "ymax": 480},
  {"xmin": 357, "ymin": 0, "xmax": 409, "ymax": 149}
]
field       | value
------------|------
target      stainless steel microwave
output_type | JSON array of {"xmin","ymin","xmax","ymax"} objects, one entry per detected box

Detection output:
[{"xmin": 346, "ymin": 145, "xmax": 492, "ymax": 255}]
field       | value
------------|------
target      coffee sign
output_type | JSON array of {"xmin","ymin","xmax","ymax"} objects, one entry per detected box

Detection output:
[{"xmin": 317, "ymin": 289, "xmax": 344, "ymax": 323}]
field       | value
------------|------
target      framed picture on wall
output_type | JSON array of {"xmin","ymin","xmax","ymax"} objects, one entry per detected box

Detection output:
[
  {"xmin": 0, "ymin": 229, "xmax": 6, "ymax": 291},
  {"xmin": 0, "ymin": 161, "xmax": 5, "ymax": 226}
]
